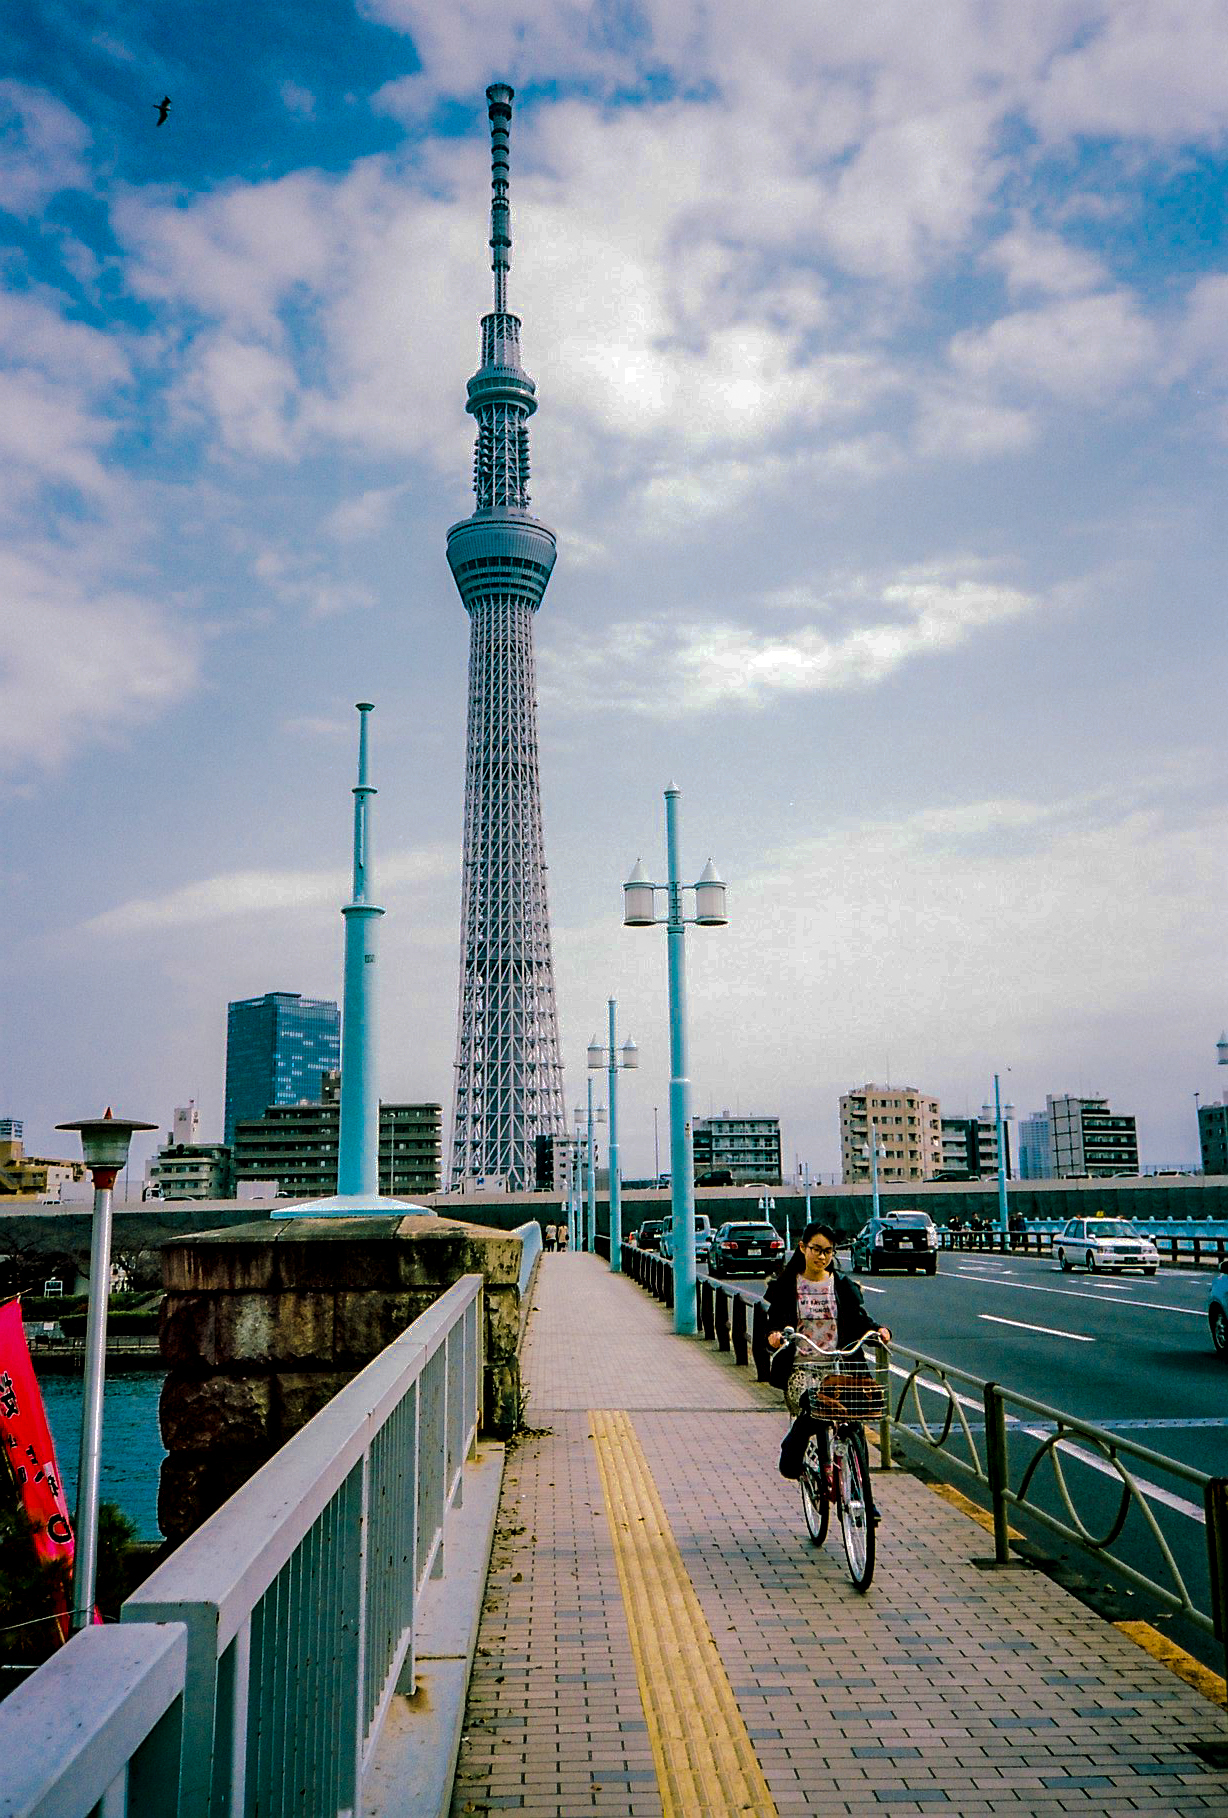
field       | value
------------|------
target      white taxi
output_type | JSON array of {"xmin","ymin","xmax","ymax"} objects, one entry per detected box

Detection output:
[{"xmin": 1056, "ymin": 1216, "xmax": 1159, "ymax": 1275}]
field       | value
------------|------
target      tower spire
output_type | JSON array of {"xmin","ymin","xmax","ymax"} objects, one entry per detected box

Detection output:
[
  {"xmin": 445, "ymin": 83, "xmax": 567, "ymax": 1191},
  {"xmin": 486, "ymin": 82, "xmax": 513, "ymax": 313}
]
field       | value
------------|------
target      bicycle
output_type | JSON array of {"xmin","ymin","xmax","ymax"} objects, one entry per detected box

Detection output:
[{"xmin": 779, "ymin": 1328, "xmax": 887, "ymax": 1592}]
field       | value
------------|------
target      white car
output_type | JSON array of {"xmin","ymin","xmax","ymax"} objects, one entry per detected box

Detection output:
[
  {"xmin": 660, "ymin": 1214, "xmax": 711, "ymax": 1261},
  {"xmin": 1055, "ymin": 1217, "xmax": 1159, "ymax": 1275}
]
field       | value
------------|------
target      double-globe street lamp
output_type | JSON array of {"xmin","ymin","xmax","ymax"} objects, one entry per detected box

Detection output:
[
  {"xmin": 56, "ymin": 1109, "xmax": 157, "ymax": 1632},
  {"xmin": 982, "ymin": 1073, "xmax": 1015, "ymax": 1240},
  {"xmin": 624, "ymin": 783, "xmax": 727, "ymax": 1336},
  {"xmin": 588, "ymin": 999, "xmax": 638, "ymax": 1272}
]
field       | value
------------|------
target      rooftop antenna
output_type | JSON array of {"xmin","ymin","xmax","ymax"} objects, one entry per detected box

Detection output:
[{"xmin": 487, "ymin": 81, "xmax": 513, "ymax": 314}]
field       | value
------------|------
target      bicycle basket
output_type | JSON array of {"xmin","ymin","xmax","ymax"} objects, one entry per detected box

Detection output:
[
  {"xmin": 802, "ymin": 1370, "xmax": 885, "ymax": 1422},
  {"xmin": 784, "ymin": 1355, "xmax": 841, "ymax": 1417}
]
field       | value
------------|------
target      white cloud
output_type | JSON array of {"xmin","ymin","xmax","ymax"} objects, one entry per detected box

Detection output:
[
  {"xmin": 0, "ymin": 82, "xmax": 90, "ymax": 216},
  {"xmin": 984, "ymin": 222, "xmax": 1108, "ymax": 300},
  {"xmin": 250, "ymin": 546, "xmax": 378, "ymax": 617},
  {"xmin": 185, "ymin": 336, "xmax": 302, "ymax": 458},
  {"xmin": 82, "ymin": 845, "xmax": 457, "ymax": 935},
  {"xmin": 541, "ymin": 564, "xmax": 1038, "ymax": 715},
  {"xmin": 1031, "ymin": 1, "xmax": 1228, "ymax": 143},
  {"xmin": 326, "ymin": 484, "xmax": 409, "ymax": 542},
  {"xmin": 948, "ymin": 291, "xmax": 1159, "ymax": 403},
  {"xmin": 0, "ymin": 551, "xmax": 198, "ymax": 777}
]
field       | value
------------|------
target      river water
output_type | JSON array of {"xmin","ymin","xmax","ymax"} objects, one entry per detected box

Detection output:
[{"xmin": 38, "ymin": 1373, "xmax": 166, "ymax": 1541}]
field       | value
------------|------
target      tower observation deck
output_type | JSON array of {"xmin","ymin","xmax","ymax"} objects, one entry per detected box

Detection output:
[{"xmin": 446, "ymin": 83, "xmax": 567, "ymax": 1190}]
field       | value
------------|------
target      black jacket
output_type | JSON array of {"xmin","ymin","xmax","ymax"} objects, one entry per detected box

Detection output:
[{"xmin": 763, "ymin": 1267, "xmax": 880, "ymax": 1387}]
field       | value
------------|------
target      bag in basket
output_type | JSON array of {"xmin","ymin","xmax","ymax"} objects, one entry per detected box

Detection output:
[{"xmin": 804, "ymin": 1371, "xmax": 886, "ymax": 1422}]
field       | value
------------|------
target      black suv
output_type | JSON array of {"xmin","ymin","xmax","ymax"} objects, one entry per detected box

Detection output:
[
  {"xmin": 707, "ymin": 1221, "xmax": 785, "ymax": 1278},
  {"xmin": 634, "ymin": 1219, "xmax": 666, "ymax": 1252},
  {"xmin": 851, "ymin": 1210, "xmax": 939, "ymax": 1275}
]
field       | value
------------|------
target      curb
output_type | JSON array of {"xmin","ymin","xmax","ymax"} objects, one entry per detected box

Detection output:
[{"xmin": 362, "ymin": 1439, "xmax": 506, "ymax": 1818}]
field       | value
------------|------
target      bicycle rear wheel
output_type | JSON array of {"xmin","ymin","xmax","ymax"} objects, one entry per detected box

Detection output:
[
  {"xmin": 835, "ymin": 1428, "xmax": 875, "ymax": 1591},
  {"xmin": 800, "ymin": 1433, "xmax": 829, "ymax": 1544}
]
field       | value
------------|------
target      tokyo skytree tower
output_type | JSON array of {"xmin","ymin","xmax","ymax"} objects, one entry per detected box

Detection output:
[{"xmin": 446, "ymin": 83, "xmax": 566, "ymax": 1189}]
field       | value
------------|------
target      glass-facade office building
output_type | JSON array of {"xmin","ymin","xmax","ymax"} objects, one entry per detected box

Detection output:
[{"xmin": 224, "ymin": 992, "xmax": 341, "ymax": 1147}]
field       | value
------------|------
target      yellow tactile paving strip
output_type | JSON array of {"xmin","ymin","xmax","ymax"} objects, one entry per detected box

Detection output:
[{"xmin": 590, "ymin": 1408, "xmax": 779, "ymax": 1818}]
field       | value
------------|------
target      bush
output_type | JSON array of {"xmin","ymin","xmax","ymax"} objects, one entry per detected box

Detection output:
[
  {"xmin": 57, "ymin": 1310, "xmax": 160, "ymax": 1338},
  {"xmin": 0, "ymin": 1493, "xmax": 139, "ymax": 1677}
]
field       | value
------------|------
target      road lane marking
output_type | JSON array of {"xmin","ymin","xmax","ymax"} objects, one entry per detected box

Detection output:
[
  {"xmin": 888, "ymin": 1367, "xmax": 1206, "ymax": 1522},
  {"xmin": 590, "ymin": 1408, "xmax": 779, "ymax": 1818},
  {"xmin": 979, "ymin": 1314, "xmax": 1094, "ymax": 1342},
  {"xmin": 860, "ymin": 1283, "xmax": 887, "ymax": 1294},
  {"xmin": 968, "ymin": 1279, "xmax": 1205, "ymax": 1317}
]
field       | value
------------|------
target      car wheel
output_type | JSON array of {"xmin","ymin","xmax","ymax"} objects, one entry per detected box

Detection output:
[
  {"xmin": 1059, "ymin": 1250, "xmax": 1071, "ymax": 1272},
  {"xmin": 1144, "ymin": 1267, "xmax": 1157, "ymax": 1276},
  {"xmin": 868, "ymin": 1254, "xmax": 879, "ymax": 1275},
  {"xmin": 1211, "ymin": 1306, "xmax": 1228, "ymax": 1357},
  {"xmin": 1085, "ymin": 1250, "xmax": 1096, "ymax": 1273},
  {"xmin": 926, "ymin": 1258, "xmax": 938, "ymax": 1276}
]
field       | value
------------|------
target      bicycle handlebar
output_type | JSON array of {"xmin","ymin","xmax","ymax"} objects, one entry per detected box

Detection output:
[{"xmin": 779, "ymin": 1327, "xmax": 888, "ymax": 1357}]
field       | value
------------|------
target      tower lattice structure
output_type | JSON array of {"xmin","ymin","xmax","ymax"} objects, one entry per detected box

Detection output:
[{"xmin": 446, "ymin": 83, "xmax": 566, "ymax": 1189}]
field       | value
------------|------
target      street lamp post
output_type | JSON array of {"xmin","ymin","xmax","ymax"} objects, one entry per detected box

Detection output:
[
  {"xmin": 572, "ymin": 1106, "xmax": 586, "ymax": 1250},
  {"xmin": 574, "ymin": 1096, "xmax": 605, "ymax": 1253},
  {"xmin": 588, "ymin": 1001, "xmax": 638, "ymax": 1272},
  {"xmin": 982, "ymin": 1074, "xmax": 1015, "ymax": 1242},
  {"xmin": 758, "ymin": 1192, "xmax": 777, "ymax": 1238},
  {"xmin": 56, "ymin": 1109, "xmax": 156, "ymax": 1632},
  {"xmin": 586, "ymin": 1076, "xmax": 597, "ymax": 1255},
  {"xmin": 862, "ymin": 1131, "xmax": 881, "ymax": 1222},
  {"xmin": 624, "ymin": 784, "xmax": 727, "ymax": 1335}
]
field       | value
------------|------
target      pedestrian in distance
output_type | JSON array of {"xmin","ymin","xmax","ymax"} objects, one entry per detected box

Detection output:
[
  {"xmin": 543, "ymin": 1222, "xmax": 557, "ymax": 1252},
  {"xmin": 764, "ymin": 1221, "xmax": 891, "ymax": 1482}
]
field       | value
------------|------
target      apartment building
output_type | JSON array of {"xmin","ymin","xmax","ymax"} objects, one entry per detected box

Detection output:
[
  {"xmin": 841, "ymin": 1085, "xmax": 942, "ymax": 1183},
  {"xmin": 1047, "ymin": 1094, "xmax": 1139, "ymax": 1178},
  {"xmin": 692, "ymin": 1115, "xmax": 782, "ymax": 1184},
  {"xmin": 233, "ymin": 1072, "xmax": 442, "ymax": 1199}
]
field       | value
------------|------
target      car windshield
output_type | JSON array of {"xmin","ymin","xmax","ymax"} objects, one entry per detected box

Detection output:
[
  {"xmin": 883, "ymin": 1214, "xmax": 930, "ymax": 1229},
  {"xmin": 726, "ymin": 1225, "xmax": 776, "ymax": 1239},
  {"xmin": 1090, "ymin": 1221, "xmax": 1140, "ymax": 1240}
]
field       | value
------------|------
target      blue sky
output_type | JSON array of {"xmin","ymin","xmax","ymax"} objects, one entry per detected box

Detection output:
[{"xmin": 3, "ymin": 1, "xmax": 1226, "ymax": 1185}]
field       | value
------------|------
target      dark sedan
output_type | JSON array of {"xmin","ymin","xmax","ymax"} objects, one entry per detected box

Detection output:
[
  {"xmin": 707, "ymin": 1221, "xmax": 785, "ymax": 1278},
  {"xmin": 850, "ymin": 1210, "xmax": 939, "ymax": 1275}
]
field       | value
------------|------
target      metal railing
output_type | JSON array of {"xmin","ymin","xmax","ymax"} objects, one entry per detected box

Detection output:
[
  {"xmin": 621, "ymin": 1241, "xmax": 1227, "ymax": 1677},
  {"xmin": 0, "ymin": 1274, "xmax": 484, "ymax": 1818},
  {"xmin": 943, "ymin": 1223, "xmax": 1228, "ymax": 1268},
  {"xmin": 888, "ymin": 1341, "xmax": 1226, "ymax": 1667},
  {"xmin": 514, "ymin": 1219, "xmax": 543, "ymax": 1298}
]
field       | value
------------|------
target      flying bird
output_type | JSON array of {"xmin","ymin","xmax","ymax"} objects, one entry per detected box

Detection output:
[{"xmin": 153, "ymin": 96, "xmax": 171, "ymax": 126}]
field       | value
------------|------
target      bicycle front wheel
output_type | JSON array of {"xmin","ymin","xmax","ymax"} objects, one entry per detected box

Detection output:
[
  {"xmin": 835, "ymin": 1428, "xmax": 875, "ymax": 1591},
  {"xmin": 800, "ymin": 1433, "xmax": 829, "ymax": 1544}
]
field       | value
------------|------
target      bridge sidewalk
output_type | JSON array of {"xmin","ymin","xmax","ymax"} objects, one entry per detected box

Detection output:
[{"xmin": 449, "ymin": 1252, "xmax": 1227, "ymax": 1817}]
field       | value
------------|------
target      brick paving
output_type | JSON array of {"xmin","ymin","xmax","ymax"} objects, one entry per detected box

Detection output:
[{"xmin": 449, "ymin": 1252, "xmax": 1228, "ymax": 1816}]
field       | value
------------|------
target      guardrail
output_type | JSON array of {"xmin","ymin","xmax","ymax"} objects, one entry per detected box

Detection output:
[
  {"xmin": 943, "ymin": 1225, "xmax": 1228, "ymax": 1267},
  {"xmin": 887, "ymin": 1341, "xmax": 1227, "ymax": 1678},
  {"xmin": 621, "ymin": 1242, "xmax": 1227, "ymax": 1680},
  {"xmin": 514, "ymin": 1219, "xmax": 543, "ymax": 1298},
  {"xmin": 0, "ymin": 1273, "xmax": 484, "ymax": 1818}
]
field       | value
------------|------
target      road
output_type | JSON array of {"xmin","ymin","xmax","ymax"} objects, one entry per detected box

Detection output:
[{"xmin": 850, "ymin": 1246, "xmax": 1227, "ymax": 1676}]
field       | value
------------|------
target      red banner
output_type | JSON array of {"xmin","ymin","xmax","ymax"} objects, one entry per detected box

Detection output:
[{"xmin": 0, "ymin": 1297, "xmax": 77, "ymax": 1641}]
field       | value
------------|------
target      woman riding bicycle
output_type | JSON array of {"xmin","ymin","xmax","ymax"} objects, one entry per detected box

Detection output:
[{"xmin": 764, "ymin": 1221, "xmax": 891, "ymax": 1481}]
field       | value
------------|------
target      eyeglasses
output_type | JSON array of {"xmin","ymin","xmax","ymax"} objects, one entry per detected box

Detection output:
[{"xmin": 805, "ymin": 1243, "xmax": 834, "ymax": 1256}]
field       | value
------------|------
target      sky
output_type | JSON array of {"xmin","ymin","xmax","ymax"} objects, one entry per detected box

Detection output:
[{"xmin": 3, "ymin": 0, "xmax": 1226, "ymax": 1187}]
